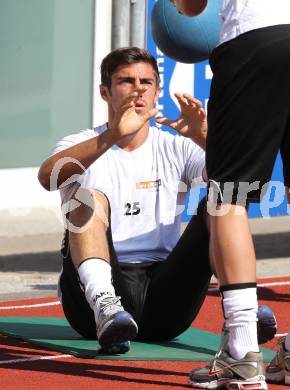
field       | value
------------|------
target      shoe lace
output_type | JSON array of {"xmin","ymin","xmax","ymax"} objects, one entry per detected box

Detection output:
[
  {"xmin": 277, "ymin": 336, "xmax": 286, "ymax": 346},
  {"xmin": 273, "ymin": 335, "xmax": 286, "ymax": 353},
  {"xmin": 99, "ymin": 295, "xmax": 122, "ymax": 315},
  {"xmin": 207, "ymin": 327, "xmax": 229, "ymax": 370},
  {"xmin": 207, "ymin": 355, "xmax": 220, "ymax": 371},
  {"xmin": 206, "ymin": 347, "xmax": 224, "ymax": 370}
]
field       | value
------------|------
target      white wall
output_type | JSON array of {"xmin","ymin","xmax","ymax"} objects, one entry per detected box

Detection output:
[{"xmin": 1, "ymin": 0, "xmax": 112, "ymax": 216}]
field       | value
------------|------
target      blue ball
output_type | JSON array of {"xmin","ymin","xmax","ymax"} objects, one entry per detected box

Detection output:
[
  {"xmin": 257, "ymin": 305, "xmax": 277, "ymax": 344},
  {"xmin": 150, "ymin": 0, "xmax": 222, "ymax": 64}
]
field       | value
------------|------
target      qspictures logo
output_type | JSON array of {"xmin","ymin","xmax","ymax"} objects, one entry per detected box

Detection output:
[{"xmin": 49, "ymin": 157, "xmax": 290, "ymax": 233}]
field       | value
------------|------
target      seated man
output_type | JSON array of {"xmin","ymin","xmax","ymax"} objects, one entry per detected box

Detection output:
[{"xmin": 38, "ymin": 47, "xmax": 275, "ymax": 354}]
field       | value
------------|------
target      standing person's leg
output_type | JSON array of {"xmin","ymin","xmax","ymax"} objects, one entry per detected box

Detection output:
[
  {"xmin": 137, "ymin": 198, "xmax": 212, "ymax": 341},
  {"xmin": 189, "ymin": 25, "xmax": 290, "ymax": 389},
  {"xmin": 59, "ymin": 188, "xmax": 138, "ymax": 352},
  {"xmin": 135, "ymin": 198, "xmax": 276, "ymax": 343},
  {"xmin": 266, "ymin": 133, "xmax": 290, "ymax": 385},
  {"xmin": 266, "ymin": 183, "xmax": 290, "ymax": 384}
]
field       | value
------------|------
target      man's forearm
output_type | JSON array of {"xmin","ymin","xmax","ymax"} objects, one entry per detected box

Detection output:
[
  {"xmin": 192, "ymin": 134, "xmax": 206, "ymax": 151},
  {"xmin": 38, "ymin": 128, "xmax": 119, "ymax": 191}
]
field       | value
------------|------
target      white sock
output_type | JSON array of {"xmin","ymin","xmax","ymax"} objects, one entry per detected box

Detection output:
[
  {"xmin": 78, "ymin": 258, "xmax": 116, "ymax": 312},
  {"xmin": 285, "ymin": 330, "xmax": 290, "ymax": 351},
  {"xmin": 221, "ymin": 286, "xmax": 259, "ymax": 360}
]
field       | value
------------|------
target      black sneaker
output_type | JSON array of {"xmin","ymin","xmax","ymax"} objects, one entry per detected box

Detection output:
[{"xmin": 95, "ymin": 294, "xmax": 138, "ymax": 353}]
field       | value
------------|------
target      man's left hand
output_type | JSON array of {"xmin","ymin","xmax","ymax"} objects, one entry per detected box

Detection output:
[{"xmin": 155, "ymin": 93, "xmax": 207, "ymax": 150}]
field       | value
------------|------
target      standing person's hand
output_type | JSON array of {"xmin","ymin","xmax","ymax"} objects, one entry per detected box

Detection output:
[
  {"xmin": 171, "ymin": 0, "xmax": 208, "ymax": 16},
  {"xmin": 111, "ymin": 87, "xmax": 159, "ymax": 140},
  {"xmin": 156, "ymin": 93, "xmax": 207, "ymax": 150}
]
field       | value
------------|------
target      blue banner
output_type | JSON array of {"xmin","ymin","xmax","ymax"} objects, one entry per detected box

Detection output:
[{"xmin": 147, "ymin": 0, "xmax": 288, "ymax": 219}]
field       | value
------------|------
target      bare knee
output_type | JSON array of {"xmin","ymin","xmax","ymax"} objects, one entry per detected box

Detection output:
[
  {"xmin": 93, "ymin": 190, "xmax": 110, "ymax": 219},
  {"xmin": 68, "ymin": 190, "xmax": 111, "ymax": 265},
  {"xmin": 68, "ymin": 188, "xmax": 109, "ymax": 230}
]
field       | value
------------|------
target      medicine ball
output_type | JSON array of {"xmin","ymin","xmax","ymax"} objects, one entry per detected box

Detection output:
[{"xmin": 150, "ymin": 0, "xmax": 222, "ymax": 63}]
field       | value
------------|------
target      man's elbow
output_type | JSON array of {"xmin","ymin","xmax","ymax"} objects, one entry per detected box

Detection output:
[
  {"xmin": 38, "ymin": 168, "xmax": 51, "ymax": 191},
  {"xmin": 173, "ymin": 0, "xmax": 208, "ymax": 16},
  {"xmin": 38, "ymin": 159, "xmax": 58, "ymax": 191}
]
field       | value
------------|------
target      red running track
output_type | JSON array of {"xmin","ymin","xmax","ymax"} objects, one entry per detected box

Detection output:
[{"xmin": 0, "ymin": 276, "xmax": 289, "ymax": 390}]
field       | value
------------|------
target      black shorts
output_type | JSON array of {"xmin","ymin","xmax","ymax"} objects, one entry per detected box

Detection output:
[
  {"xmin": 207, "ymin": 24, "xmax": 290, "ymax": 204},
  {"xmin": 59, "ymin": 199, "xmax": 211, "ymax": 342}
]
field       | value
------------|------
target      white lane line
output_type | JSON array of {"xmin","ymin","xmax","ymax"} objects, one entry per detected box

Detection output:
[
  {"xmin": 0, "ymin": 301, "xmax": 60, "ymax": 310},
  {"xmin": 0, "ymin": 354, "xmax": 72, "ymax": 365},
  {"xmin": 0, "ymin": 281, "xmax": 289, "ymax": 308},
  {"xmin": 209, "ymin": 280, "xmax": 290, "ymax": 292},
  {"xmin": 258, "ymin": 281, "xmax": 290, "ymax": 288}
]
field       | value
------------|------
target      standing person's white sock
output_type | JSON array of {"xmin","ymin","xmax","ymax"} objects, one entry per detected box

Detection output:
[{"xmin": 221, "ymin": 283, "xmax": 259, "ymax": 360}]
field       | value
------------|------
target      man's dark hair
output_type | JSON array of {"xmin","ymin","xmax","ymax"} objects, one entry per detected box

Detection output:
[{"xmin": 101, "ymin": 47, "xmax": 160, "ymax": 89}]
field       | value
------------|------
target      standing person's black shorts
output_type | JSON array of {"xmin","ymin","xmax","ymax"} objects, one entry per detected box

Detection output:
[
  {"xmin": 206, "ymin": 24, "xmax": 290, "ymax": 205},
  {"xmin": 59, "ymin": 198, "xmax": 212, "ymax": 341}
]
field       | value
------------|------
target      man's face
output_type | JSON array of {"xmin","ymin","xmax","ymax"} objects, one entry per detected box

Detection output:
[{"xmin": 101, "ymin": 62, "xmax": 160, "ymax": 115}]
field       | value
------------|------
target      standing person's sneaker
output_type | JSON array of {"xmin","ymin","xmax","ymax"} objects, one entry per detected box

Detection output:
[
  {"xmin": 189, "ymin": 350, "xmax": 267, "ymax": 389},
  {"xmin": 95, "ymin": 294, "xmax": 138, "ymax": 353},
  {"xmin": 257, "ymin": 306, "xmax": 277, "ymax": 344},
  {"xmin": 266, "ymin": 336, "xmax": 290, "ymax": 385}
]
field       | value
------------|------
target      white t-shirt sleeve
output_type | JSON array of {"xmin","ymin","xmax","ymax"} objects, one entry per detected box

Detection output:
[
  {"xmin": 173, "ymin": 136, "xmax": 205, "ymax": 187},
  {"xmin": 50, "ymin": 129, "xmax": 97, "ymax": 205},
  {"xmin": 51, "ymin": 129, "xmax": 96, "ymax": 156}
]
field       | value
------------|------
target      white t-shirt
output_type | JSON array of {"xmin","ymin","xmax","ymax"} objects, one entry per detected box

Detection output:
[
  {"xmin": 52, "ymin": 124, "xmax": 205, "ymax": 263},
  {"xmin": 220, "ymin": 0, "xmax": 290, "ymax": 45}
]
